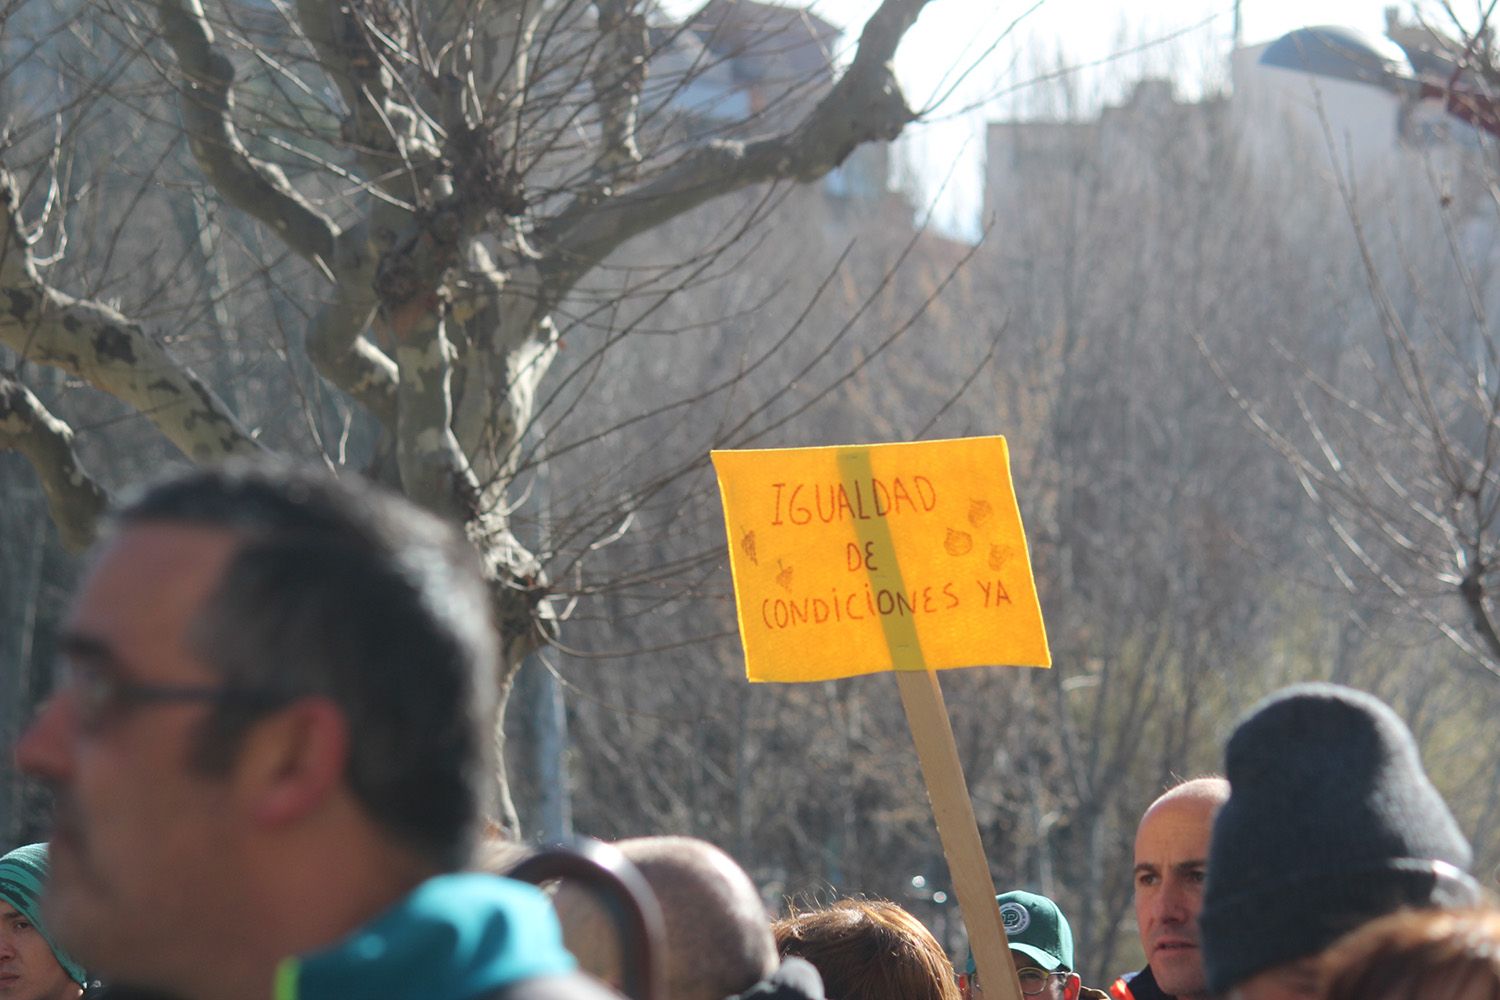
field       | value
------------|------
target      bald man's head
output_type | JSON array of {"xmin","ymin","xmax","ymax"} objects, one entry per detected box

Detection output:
[
  {"xmin": 554, "ymin": 837, "xmax": 778, "ymax": 1000},
  {"xmin": 1145, "ymin": 778, "xmax": 1230, "ymax": 815},
  {"xmin": 1133, "ymin": 778, "xmax": 1229, "ymax": 1000}
]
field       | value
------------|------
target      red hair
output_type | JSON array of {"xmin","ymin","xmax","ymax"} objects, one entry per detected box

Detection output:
[
  {"xmin": 1321, "ymin": 908, "xmax": 1500, "ymax": 1000},
  {"xmin": 774, "ymin": 899, "xmax": 960, "ymax": 1000}
]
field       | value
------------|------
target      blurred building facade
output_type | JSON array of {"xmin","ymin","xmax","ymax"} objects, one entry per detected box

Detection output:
[{"xmin": 984, "ymin": 7, "xmax": 1494, "ymax": 226}]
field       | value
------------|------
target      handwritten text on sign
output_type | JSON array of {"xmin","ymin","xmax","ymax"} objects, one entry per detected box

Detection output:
[{"xmin": 711, "ymin": 437, "xmax": 1051, "ymax": 682}]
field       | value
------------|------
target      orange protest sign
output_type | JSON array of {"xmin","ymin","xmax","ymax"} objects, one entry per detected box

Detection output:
[{"xmin": 711, "ymin": 436, "xmax": 1050, "ymax": 682}]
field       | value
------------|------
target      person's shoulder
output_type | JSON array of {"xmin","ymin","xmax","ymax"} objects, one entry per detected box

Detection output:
[{"xmin": 1123, "ymin": 965, "xmax": 1175, "ymax": 1000}]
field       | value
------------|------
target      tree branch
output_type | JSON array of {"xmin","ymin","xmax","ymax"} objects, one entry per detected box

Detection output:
[
  {"xmin": 294, "ymin": 0, "xmax": 442, "ymax": 204},
  {"xmin": 2, "ymin": 168, "xmax": 261, "ymax": 461},
  {"xmin": 0, "ymin": 376, "xmax": 109, "ymax": 551},
  {"xmin": 535, "ymin": 0, "xmax": 927, "ymax": 290},
  {"xmin": 1460, "ymin": 557, "xmax": 1500, "ymax": 664},
  {"xmin": 388, "ymin": 303, "xmax": 483, "ymax": 519},
  {"xmin": 159, "ymin": 0, "xmax": 340, "ymax": 267},
  {"xmin": 304, "ymin": 284, "xmax": 399, "ymax": 429},
  {"xmin": 589, "ymin": 0, "xmax": 647, "ymax": 182}
]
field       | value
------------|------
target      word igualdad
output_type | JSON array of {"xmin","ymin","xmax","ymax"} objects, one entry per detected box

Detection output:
[{"xmin": 769, "ymin": 476, "xmax": 937, "ymax": 526}]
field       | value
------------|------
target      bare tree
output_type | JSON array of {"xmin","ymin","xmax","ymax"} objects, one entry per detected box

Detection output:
[
  {"xmin": 1210, "ymin": 56, "xmax": 1500, "ymax": 681},
  {"xmin": 0, "ymin": 0, "xmax": 941, "ymax": 832}
]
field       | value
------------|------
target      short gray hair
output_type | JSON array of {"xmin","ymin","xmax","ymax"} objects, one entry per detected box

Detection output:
[{"xmin": 113, "ymin": 459, "xmax": 499, "ymax": 871}]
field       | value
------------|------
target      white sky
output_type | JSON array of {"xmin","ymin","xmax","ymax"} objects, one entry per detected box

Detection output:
[{"xmin": 802, "ymin": 1, "xmax": 1428, "ymax": 234}]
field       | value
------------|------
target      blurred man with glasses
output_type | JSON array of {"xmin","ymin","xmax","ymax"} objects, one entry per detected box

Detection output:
[
  {"xmin": 16, "ymin": 462, "xmax": 612, "ymax": 1000},
  {"xmin": 960, "ymin": 891, "xmax": 1105, "ymax": 1000}
]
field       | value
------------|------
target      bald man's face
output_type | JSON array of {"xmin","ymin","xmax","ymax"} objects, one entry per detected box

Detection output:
[{"xmin": 1134, "ymin": 795, "xmax": 1216, "ymax": 1000}]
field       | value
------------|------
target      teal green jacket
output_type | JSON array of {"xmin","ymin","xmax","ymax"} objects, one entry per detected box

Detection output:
[{"xmin": 274, "ymin": 873, "xmax": 579, "ymax": 1000}]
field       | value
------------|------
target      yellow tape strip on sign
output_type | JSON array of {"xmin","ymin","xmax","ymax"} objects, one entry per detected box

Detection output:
[{"xmin": 839, "ymin": 445, "xmax": 1024, "ymax": 1000}]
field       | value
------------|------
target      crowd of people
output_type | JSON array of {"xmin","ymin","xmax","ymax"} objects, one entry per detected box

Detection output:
[{"xmin": 3, "ymin": 460, "xmax": 1499, "ymax": 1000}]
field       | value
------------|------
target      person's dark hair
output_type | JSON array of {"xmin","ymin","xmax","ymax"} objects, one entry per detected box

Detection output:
[
  {"xmin": 111, "ymin": 459, "xmax": 499, "ymax": 871},
  {"xmin": 1320, "ymin": 908, "xmax": 1500, "ymax": 1000},
  {"xmin": 774, "ymin": 899, "xmax": 959, "ymax": 1000}
]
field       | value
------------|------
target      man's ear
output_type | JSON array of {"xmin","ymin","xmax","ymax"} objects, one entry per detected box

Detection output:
[
  {"xmin": 232, "ymin": 697, "xmax": 349, "ymax": 828},
  {"xmin": 1063, "ymin": 973, "xmax": 1081, "ymax": 1000}
]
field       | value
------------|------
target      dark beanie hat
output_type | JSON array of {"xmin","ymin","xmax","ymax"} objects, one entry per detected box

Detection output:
[{"xmin": 1199, "ymin": 683, "xmax": 1479, "ymax": 994}]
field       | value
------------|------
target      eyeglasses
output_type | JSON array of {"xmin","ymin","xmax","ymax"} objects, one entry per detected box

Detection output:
[
  {"xmin": 55, "ymin": 654, "xmax": 292, "ymax": 732},
  {"xmin": 969, "ymin": 969, "xmax": 1070, "ymax": 996},
  {"xmin": 1018, "ymin": 970, "xmax": 1070, "ymax": 996}
]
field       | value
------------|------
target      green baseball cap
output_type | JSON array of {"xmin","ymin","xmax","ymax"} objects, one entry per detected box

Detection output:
[{"xmin": 965, "ymin": 890, "xmax": 1075, "ymax": 974}]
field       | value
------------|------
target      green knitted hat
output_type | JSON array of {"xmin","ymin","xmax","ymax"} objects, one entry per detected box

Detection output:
[{"xmin": 0, "ymin": 843, "xmax": 87, "ymax": 985}]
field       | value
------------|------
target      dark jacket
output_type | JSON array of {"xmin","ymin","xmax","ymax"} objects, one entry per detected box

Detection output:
[{"xmin": 1108, "ymin": 966, "xmax": 1174, "ymax": 1000}]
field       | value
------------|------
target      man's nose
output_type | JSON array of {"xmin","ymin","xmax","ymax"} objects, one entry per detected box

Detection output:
[
  {"xmin": 14, "ymin": 691, "xmax": 77, "ymax": 782},
  {"xmin": 1153, "ymin": 880, "xmax": 1191, "ymax": 923}
]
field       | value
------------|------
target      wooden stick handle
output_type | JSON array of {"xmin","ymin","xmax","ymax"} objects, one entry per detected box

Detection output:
[{"xmin": 896, "ymin": 668, "xmax": 1023, "ymax": 1000}]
